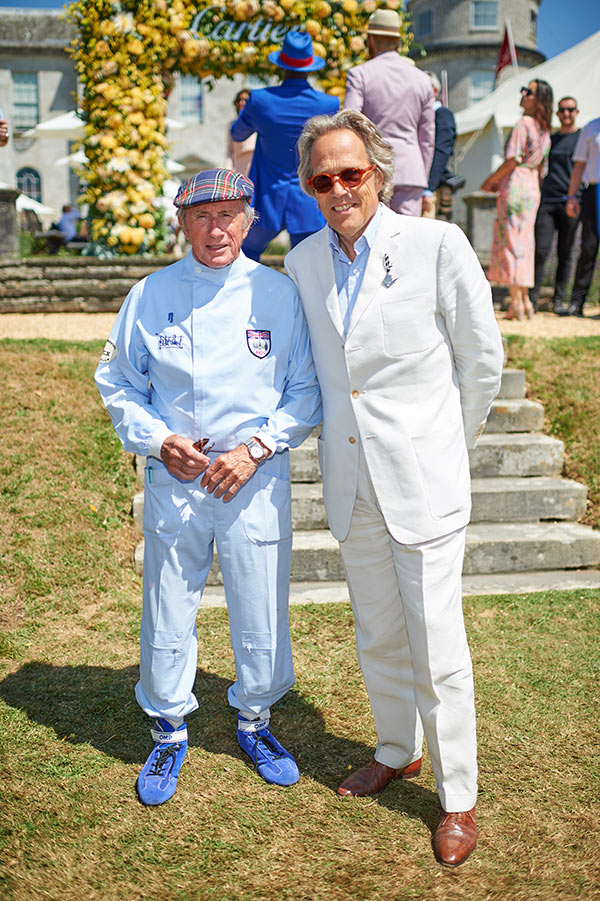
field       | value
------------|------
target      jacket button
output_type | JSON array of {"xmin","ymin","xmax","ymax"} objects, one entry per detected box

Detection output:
[
  {"xmin": 348, "ymin": 436, "xmax": 356, "ymax": 444},
  {"xmin": 351, "ymin": 390, "xmax": 360, "ymax": 398}
]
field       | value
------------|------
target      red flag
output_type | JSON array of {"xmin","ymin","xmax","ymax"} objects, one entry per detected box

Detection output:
[{"xmin": 496, "ymin": 22, "xmax": 518, "ymax": 81}]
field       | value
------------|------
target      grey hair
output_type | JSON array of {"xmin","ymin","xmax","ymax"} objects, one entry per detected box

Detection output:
[
  {"xmin": 297, "ymin": 109, "xmax": 395, "ymax": 203},
  {"xmin": 177, "ymin": 198, "xmax": 257, "ymax": 231},
  {"xmin": 425, "ymin": 70, "xmax": 441, "ymax": 94}
]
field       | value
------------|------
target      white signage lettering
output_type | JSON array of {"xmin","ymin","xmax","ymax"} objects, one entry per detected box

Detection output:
[{"xmin": 190, "ymin": 7, "xmax": 300, "ymax": 44}]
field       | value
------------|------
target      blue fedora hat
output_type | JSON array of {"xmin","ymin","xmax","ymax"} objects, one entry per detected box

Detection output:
[{"xmin": 268, "ymin": 30, "xmax": 326, "ymax": 73}]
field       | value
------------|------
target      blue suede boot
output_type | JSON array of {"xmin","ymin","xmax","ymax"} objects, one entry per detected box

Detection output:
[
  {"xmin": 136, "ymin": 718, "xmax": 188, "ymax": 806},
  {"xmin": 237, "ymin": 715, "xmax": 299, "ymax": 786}
]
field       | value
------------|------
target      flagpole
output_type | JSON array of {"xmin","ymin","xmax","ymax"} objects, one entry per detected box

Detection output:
[
  {"xmin": 441, "ymin": 70, "xmax": 449, "ymax": 108},
  {"xmin": 505, "ymin": 19, "xmax": 519, "ymax": 73}
]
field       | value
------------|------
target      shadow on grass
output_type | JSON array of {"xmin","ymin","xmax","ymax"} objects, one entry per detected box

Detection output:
[{"xmin": 0, "ymin": 660, "xmax": 439, "ymax": 829}]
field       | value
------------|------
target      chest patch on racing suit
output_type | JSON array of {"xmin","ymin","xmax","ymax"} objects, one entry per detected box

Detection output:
[{"xmin": 246, "ymin": 329, "xmax": 271, "ymax": 359}]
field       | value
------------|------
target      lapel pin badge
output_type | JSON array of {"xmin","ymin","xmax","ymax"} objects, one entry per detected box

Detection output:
[{"xmin": 383, "ymin": 254, "xmax": 394, "ymax": 288}]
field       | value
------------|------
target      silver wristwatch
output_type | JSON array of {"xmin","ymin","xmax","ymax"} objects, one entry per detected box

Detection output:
[{"xmin": 244, "ymin": 438, "xmax": 270, "ymax": 464}]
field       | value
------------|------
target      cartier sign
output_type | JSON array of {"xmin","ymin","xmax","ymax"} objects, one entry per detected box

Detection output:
[{"xmin": 190, "ymin": 6, "xmax": 300, "ymax": 44}]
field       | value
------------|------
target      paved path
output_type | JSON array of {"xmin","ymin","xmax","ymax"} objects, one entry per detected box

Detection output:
[{"xmin": 0, "ymin": 309, "xmax": 599, "ymax": 341}]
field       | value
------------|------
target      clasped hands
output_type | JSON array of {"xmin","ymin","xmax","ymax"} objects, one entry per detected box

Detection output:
[{"xmin": 160, "ymin": 434, "xmax": 259, "ymax": 501}]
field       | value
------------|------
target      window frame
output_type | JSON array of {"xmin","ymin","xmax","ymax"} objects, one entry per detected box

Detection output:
[
  {"xmin": 16, "ymin": 166, "xmax": 42, "ymax": 203},
  {"xmin": 12, "ymin": 72, "xmax": 40, "ymax": 131},
  {"xmin": 415, "ymin": 9, "xmax": 434, "ymax": 39},
  {"xmin": 471, "ymin": 1, "xmax": 499, "ymax": 31}
]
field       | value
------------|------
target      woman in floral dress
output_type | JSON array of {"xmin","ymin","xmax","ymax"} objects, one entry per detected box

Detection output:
[{"xmin": 482, "ymin": 79, "xmax": 553, "ymax": 319}]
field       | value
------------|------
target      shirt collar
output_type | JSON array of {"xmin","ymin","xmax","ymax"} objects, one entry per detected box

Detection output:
[
  {"xmin": 182, "ymin": 249, "xmax": 248, "ymax": 284},
  {"xmin": 329, "ymin": 203, "xmax": 383, "ymax": 262}
]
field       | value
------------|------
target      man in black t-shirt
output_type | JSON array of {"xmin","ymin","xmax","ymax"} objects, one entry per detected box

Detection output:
[{"xmin": 530, "ymin": 96, "xmax": 581, "ymax": 313}]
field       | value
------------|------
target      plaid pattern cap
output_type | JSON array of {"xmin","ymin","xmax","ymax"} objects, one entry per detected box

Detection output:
[{"xmin": 174, "ymin": 169, "xmax": 254, "ymax": 209}]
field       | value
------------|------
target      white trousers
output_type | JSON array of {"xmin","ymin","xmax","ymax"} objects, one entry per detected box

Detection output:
[
  {"xmin": 136, "ymin": 456, "xmax": 295, "ymax": 724},
  {"xmin": 339, "ymin": 447, "xmax": 477, "ymax": 812}
]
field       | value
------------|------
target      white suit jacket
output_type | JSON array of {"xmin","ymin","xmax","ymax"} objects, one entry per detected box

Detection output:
[{"xmin": 284, "ymin": 206, "xmax": 504, "ymax": 545}]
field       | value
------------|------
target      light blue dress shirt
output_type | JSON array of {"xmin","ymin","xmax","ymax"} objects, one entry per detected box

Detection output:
[
  {"xmin": 329, "ymin": 204, "xmax": 383, "ymax": 333},
  {"xmin": 95, "ymin": 250, "xmax": 322, "ymax": 461}
]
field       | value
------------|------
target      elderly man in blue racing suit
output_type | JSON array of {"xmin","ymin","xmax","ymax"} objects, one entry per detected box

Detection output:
[{"xmin": 95, "ymin": 169, "xmax": 321, "ymax": 805}]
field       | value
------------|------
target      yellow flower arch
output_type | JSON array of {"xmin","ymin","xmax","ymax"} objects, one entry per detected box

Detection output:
[{"xmin": 67, "ymin": 0, "xmax": 410, "ymax": 255}]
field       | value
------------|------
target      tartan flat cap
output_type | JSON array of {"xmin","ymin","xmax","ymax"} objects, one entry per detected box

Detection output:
[{"xmin": 173, "ymin": 169, "xmax": 254, "ymax": 209}]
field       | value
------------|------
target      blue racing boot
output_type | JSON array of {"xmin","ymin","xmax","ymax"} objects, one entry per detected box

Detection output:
[
  {"xmin": 237, "ymin": 715, "xmax": 299, "ymax": 786},
  {"xmin": 136, "ymin": 718, "xmax": 188, "ymax": 806}
]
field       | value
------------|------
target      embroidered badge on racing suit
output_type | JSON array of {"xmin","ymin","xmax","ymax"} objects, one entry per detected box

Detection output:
[
  {"xmin": 246, "ymin": 329, "xmax": 271, "ymax": 359},
  {"xmin": 100, "ymin": 339, "xmax": 117, "ymax": 363},
  {"xmin": 158, "ymin": 333, "xmax": 184, "ymax": 349}
]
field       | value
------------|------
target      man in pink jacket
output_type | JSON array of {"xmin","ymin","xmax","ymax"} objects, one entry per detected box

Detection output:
[{"xmin": 344, "ymin": 9, "xmax": 435, "ymax": 216}]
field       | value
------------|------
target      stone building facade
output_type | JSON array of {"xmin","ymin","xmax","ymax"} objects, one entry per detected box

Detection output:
[
  {"xmin": 0, "ymin": 8, "xmax": 248, "ymax": 223},
  {"xmin": 407, "ymin": 0, "xmax": 545, "ymax": 111}
]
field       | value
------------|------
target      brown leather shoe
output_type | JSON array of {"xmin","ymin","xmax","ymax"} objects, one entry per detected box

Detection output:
[
  {"xmin": 337, "ymin": 756, "xmax": 422, "ymax": 797},
  {"xmin": 432, "ymin": 807, "xmax": 477, "ymax": 867}
]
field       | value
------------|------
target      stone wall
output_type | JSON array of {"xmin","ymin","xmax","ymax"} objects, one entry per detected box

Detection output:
[{"xmin": 0, "ymin": 254, "xmax": 286, "ymax": 313}]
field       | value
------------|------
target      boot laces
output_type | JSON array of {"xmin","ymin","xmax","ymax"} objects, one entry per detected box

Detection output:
[{"xmin": 148, "ymin": 743, "xmax": 181, "ymax": 777}]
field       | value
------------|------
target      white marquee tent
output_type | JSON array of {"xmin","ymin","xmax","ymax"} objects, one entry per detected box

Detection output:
[{"xmin": 452, "ymin": 29, "xmax": 600, "ymax": 224}]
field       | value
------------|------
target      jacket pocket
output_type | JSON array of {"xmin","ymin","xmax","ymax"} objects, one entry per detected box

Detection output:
[{"xmin": 380, "ymin": 297, "xmax": 437, "ymax": 356}]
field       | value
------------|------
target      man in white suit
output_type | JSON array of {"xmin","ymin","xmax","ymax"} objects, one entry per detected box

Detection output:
[
  {"xmin": 344, "ymin": 9, "xmax": 435, "ymax": 216},
  {"xmin": 285, "ymin": 110, "xmax": 503, "ymax": 867}
]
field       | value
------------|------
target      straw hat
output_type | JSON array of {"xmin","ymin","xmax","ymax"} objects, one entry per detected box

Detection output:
[{"xmin": 366, "ymin": 9, "xmax": 402, "ymax": 37}]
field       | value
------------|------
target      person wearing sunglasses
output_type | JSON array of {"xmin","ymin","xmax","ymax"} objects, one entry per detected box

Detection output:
[
  {"xmin": 529, "ymin": 97, "xmax": 581, "ymax": 314},
  {"xmin": 562, "ymin": 114, "xmax": 600, "ymax": 317},
  {"xmin": 481, "ymin": 79, "xmax": 553, "ymax": 319},
  {"xmin": 285, "ymin": 109, "xmax": 503, "ymax": 867},
  {"xmin": 96, "ymin": 169, "xmax": 322, "ymax": 806}
]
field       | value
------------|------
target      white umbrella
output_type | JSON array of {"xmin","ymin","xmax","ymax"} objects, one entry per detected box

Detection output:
[
  {"xmin": 0, "ymin": 179, "xmax": 55, "ymax": 215},
  {"xmin": 55, "ymin": 150, "xmax": 185, "ymax": 173},
  {"xmin": 23, "ymin": 110, "xmax": 85, "ymax": 139},
  {"xmin": 25, "ymin": 110, "xmax": 186, "ymax": 140},
  {"xmin": 16, "ymin": 195, "xmax": 56, "ymax": 216}
]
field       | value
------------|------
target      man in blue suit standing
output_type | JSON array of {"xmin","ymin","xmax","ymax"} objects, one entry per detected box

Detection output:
[{"xmin": 231, "ymin": 31, "xmax": 340, "ymax": 261}]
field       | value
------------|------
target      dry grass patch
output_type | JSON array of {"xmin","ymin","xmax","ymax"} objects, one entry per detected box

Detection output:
[{"xmin": 1, "ymin": 339, "xmax": 599, "ymax": 900}]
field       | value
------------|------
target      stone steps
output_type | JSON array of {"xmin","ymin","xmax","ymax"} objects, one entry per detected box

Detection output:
[
  {"xmin": 290, "ymin": 476, "xmax": 587, "ymax": 528},
  {"xmin": 132, "ymin": 367, "xmax": 600, "ymax": 594},
  {"xmin": 184, "ymin": 521, "xmax": 600, "ymax": 586},
  {"xmin": 197, "ymin": 568, "xmax": 600, "ymax": 607}
]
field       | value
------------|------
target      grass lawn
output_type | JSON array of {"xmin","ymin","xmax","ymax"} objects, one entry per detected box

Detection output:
[{"xmin": 1, "ymin": 339, "xmax": 599, "ymax": 901}]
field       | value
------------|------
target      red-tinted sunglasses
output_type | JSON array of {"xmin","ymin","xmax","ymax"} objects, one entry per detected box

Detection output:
[{"xmin": 307, "ymin": 164, "xmax": 376, "ymax": 194}]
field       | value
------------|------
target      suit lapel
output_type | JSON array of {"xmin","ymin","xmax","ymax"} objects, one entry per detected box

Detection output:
[
  {"xmin": 312, "ymin": 228, "xmax": 344, "ymax": 338},
  {"xmin": 346, "ymin": 206, "xmax": 404, "ymax": 340}
]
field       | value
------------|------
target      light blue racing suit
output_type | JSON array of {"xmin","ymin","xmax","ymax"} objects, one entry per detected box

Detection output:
[{"xmin": 95, "ymin": 250, "xmax": 322, "ymax": 723}]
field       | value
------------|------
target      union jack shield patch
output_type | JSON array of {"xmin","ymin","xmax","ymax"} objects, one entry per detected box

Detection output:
[{"xmin": 246, "ymin": 329, "xmax": 271, "ymax": 359}]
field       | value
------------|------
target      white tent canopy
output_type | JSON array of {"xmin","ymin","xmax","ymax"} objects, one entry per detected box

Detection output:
[
  {"xmin": 24, "ymin": 110, "xmax": 186, "ymax": 139},
  {"xmin": 456, "ymin": 29, "xmax": 600, "ymax": 137}
]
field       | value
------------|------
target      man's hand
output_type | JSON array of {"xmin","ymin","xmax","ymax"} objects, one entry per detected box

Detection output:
[
  {"xmin": 201, "ymin": 444, "xmax": 258, "ymax": 501},
  {"xmin": 160, "ymin": 434, "xmax": 211, "ymax": 481},
  {"xmin": 566, "ymin": 197, "xmax": 580, "ymax": 219},
  {"xmin": 421, "ymin": 195, "xmax": 435, "ymax": 216}
]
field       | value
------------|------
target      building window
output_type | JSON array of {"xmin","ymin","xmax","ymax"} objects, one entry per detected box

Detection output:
[
  {"xmin": 17, "ymin": 167, "xmax": 42, "ymax": 202},
  {"xmin": 470, "ymin": 71, "xmax": 496, "ymax": 102},
  {"xmin": 179, "ymin": 76, "xmax": 203, "ymax": 122},
  {"xmin": 471, "ymin": 1, "xmax": 498, "ymax": 30},
  {"xmin": 415, "ymin": 10, "xmax": 433, "ymax": 39},
  {"xmin": 12, "ymin": 73, "xmax": 39, "ymax": 130}
]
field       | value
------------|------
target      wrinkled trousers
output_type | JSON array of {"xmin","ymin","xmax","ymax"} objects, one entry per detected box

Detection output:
[{"xmin": 136, "ymin": 455, "xmax": 294, "ymax": 724}]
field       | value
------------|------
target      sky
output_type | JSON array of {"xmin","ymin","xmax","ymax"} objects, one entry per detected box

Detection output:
[{"xmin": 2, "ymin": 0, "xmax": 600, "ymax": 61}]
